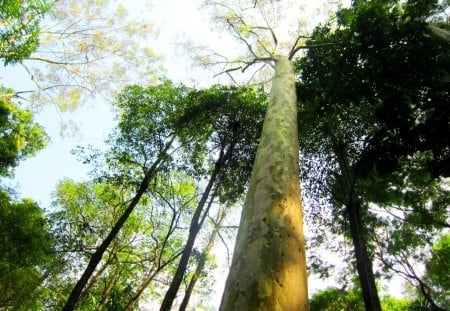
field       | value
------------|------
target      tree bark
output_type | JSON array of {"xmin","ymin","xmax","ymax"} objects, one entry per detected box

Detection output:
[
  {"xmin": 220, "ymin": 56, "xmax": 308, "ymax": 311},
  {"xmin": 62, "ymin": 137, "xmax": 174, "ymax": 311},
  {"xmin": 429, "ymin": 26, "xmax": 450, "ymax": 44},
  {"xmin": 346, "ymin": 200, "xmax": 382, "ymax": 311}
]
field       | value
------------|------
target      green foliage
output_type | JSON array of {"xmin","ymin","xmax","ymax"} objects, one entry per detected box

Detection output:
[
  {"xmin": 180, "ymin": 84, "xmax": 267, "ymax": 203},
  {"xmin": 112, "ymin": 80, "xmax": 191, "ymax": 171},
  {"xmin": 0, "ymin": 190, "xmax": 56, "ymax": 309},
  {"xmin": 48, "ymin": 171, "xmax": 198, "ymax": 309},
  {"xmin": 0, "ymin": 86, "xmax": 48, "ymax": 176},
  {"xmin": 381, "ymin": 296, "xmax": 414, "ymax": 311},
  {"xmin": 0, "ymin": 0, "xmax": 53, "ymax": 65},
  {"xmin": 310, "ymin": 287, "xmax": 365, "ymax": 311},
  {"xmin": 298, "ymin": 0, "xmax": 450, "ymax": 177},
  {"xmin": 60, "ymin": 80, "xmax": 267, "ymax": 309},
  {"xmin": 310, "ymin": 287, "xmax": 415, "ymax": 311},
  {"xmin": 109, "ymin": 80, "xmax": 267, "ymax": 204},
  {"xmin": 344, "ymin": 0, "xmax": 450, "ymax": 178},
  {"xmin": 422, "ymin": 234, "xmax": 450, "ymax": 309},
  {"xmin": 296, "ymin": 0, "xmax": 450, "ymax": 304}
]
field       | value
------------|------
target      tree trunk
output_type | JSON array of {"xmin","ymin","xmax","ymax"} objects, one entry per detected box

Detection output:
[
  {"xmin": 179, "ymin": 209, "xmax": 228, "ymax": 311},
  {"xmin": 330, "ymin": 130, "xmax": 382, "ymax": 311},
  {"xmin": 429, "ymin": 26, "xmax": 450, "ymax": 44},
  {"xmin": 62, "ymin": 137, "xmax": 174, "ymax": 311},
  {"xmin": 219, "ymin": 56, "xmax": 308, "ymax": 311},
  {"xmin": 159, "ymin": 153, "xmax": 224, "ymax": 311},
  {"xmin": 346, "ymin": 200, "xmax": 382, "ymax": 311}
]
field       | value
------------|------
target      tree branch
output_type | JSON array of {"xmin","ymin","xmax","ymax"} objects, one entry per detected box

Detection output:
[{"xmin": 289, "ymin": 42, "xmax": 335, "ymax": 60}]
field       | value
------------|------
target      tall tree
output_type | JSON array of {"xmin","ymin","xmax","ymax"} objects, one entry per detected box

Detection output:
[
  {"xmin": 62, "ymin": 81, "xmax": 190, "ymax": 310},
  {"xmin": 220, "ymin": 55, "xmax": 309, "ymax": 310},
  {"xmin": 195, "ymin": 1, "xmax": 338, "ymax": 309},
  {"xmin": 159, "ymin": 84, "xmax": 266, "ymax": 310},
  {"xmin": 296, "ymin": 0, "xmax": 449, "ymax": 309}
]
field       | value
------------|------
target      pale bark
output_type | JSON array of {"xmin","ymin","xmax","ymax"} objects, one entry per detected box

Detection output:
[
  {"xmin": 220, "ymin": 56, "xmax": 308, "ymax": 311},
  {"xmin": 429, "ymin": 26, "xmax": 450, "ymax": 44}
]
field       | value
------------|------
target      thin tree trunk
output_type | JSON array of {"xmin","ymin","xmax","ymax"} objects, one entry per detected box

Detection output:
[
  {"xmin": 159, "ymin": 151, "xmax": 226, "ymax": 311},
  {"xmin": 62, "ymin": 137, "xmax": 174, "ymax": 311},
  {"xmin": 346, "ymin": 200, "xmax": 382, "ymax": 311},
  {"xmin": 124, "ymin": 250, "xmax": 183, "ymax": 311},
  {"xmin": 330, "ymin": 130, "xmax": 382, "ymax": 311},
  {"xmin": 95, "ymin": 263, "xmax": 122, "ymax": 311},
  {"xmin": 179, "ymin": 209, "xmax": 228, "ymax": 311},
  {"xmin": 220, "ymin": 56, "xmax": 308, "ymax": 311}
]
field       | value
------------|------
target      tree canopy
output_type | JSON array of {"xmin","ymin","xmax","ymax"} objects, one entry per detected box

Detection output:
[
  {"xmin": 1, "ymin": 0, "xmax": 449, "ymax": 310},
  {"xmin": 0, "ymin": 0, "xmax": 54, "ymax": 65},
  {"xmin": 296, "ymin": 0, "xmax": 449, "ymax": 308}
]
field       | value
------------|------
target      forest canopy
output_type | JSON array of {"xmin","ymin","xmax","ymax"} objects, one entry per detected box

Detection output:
[{"xmin": 0, "ymin": 0, "xmax": 448, "ymax": 310}]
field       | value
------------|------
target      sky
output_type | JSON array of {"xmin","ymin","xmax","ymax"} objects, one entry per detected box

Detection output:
[
  {"xmin": 6, "ymin": 0, "xmax": 336, "ymax": 208},
  {"xmin": 2, "ymin": 0, "xmax": 406, "ymax": 308}
]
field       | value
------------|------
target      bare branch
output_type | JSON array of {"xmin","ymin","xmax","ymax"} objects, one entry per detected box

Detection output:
[{"xmin": 289, "ymin": 42, "xmax": 335, "ymax": 60}]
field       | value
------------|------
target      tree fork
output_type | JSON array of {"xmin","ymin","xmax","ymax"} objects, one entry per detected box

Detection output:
[{"xmin": 220, "ymin": 56, "xmax": 308, "ymax": 311}]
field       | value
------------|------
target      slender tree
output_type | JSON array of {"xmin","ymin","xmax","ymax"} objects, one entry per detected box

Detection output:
[
  {"xmin": 179, "ymin": 207, "xmax": 228, "ymax": 311},
  {"xmin": 160, "ymin": 85, "xmax": 266, "ymax": 311},
  {"xmin": 62, "ymin": 82, "xmax": 188, "ymax": 310},
  {"xmin": 296, "ymin": 0, "xmax": 449, "ymax": 309}
]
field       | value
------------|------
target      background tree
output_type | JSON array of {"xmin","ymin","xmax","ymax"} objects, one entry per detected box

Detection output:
[
  {"xmin": 296, "ymin": 0, "xmax": 449, "ymax": 309},
  {"xmin": 160, "ymin": 84, "xmax": 267, "ymax": 311},
  {"xmin": 55, "ymin": 80, "xmax": 266, "ymax": 310},
  {"xmin": 178, "ymin": 205, "xmax": 228, "ymax": 311},
  {"xmin": 0, "ymin": 81, "xmax": 53, "ymax": 310},
  {"xmin": 0, "ymin": 191, "xmax": 58, "ymax": 309},
  {"xmin": 3, "ymin": 0, "xmax": 160, "ymax": 111},
  {"xmin": 0, "ymin": 0, "xmax": 54, "ymax": 65},
  {"xmin": 309, "ymin": 287, "xmax": 416, "ymax": 311},
  {"xmin": 421, "ymin": 234, "xmax": 450, "ymax": 310},
  {"xmin": 0, "ymin": 86, "xmax": 47, "ymax": 175},
  {"xmin": 61, "ymin": 80, "xmax": 190, "ymax": 310},
  {"xmin": 47, "ymin": 174, "xmax": 194, "ymax": 310}
]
